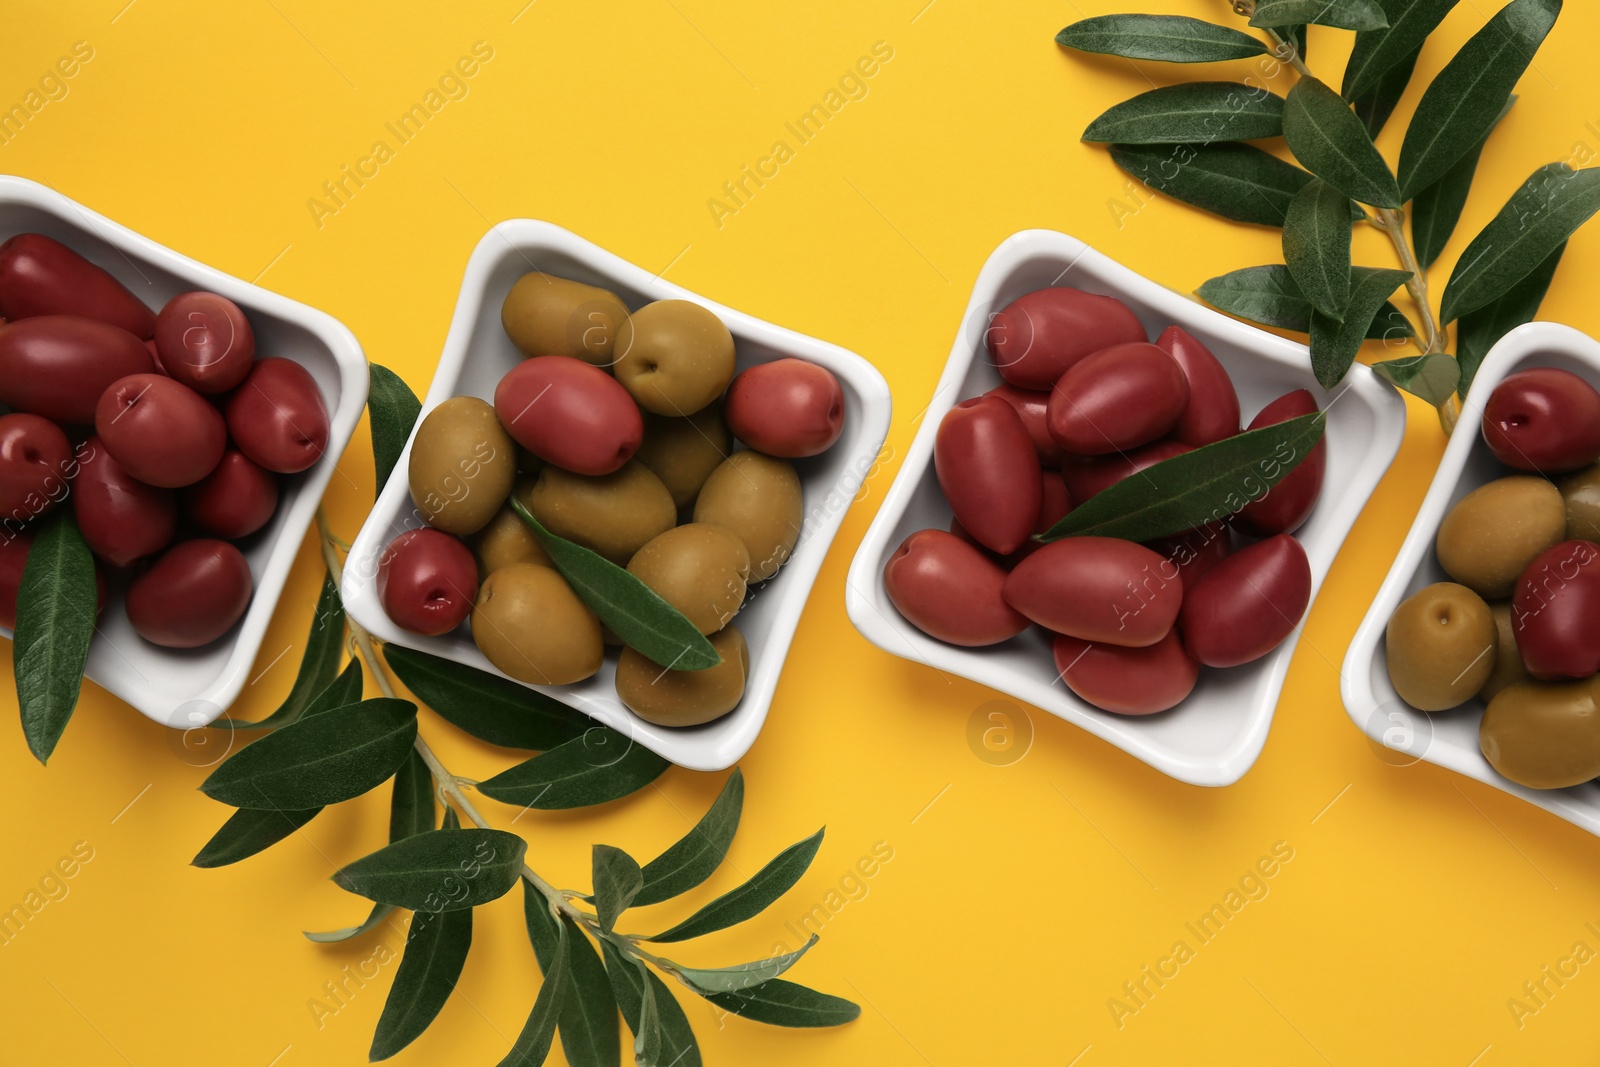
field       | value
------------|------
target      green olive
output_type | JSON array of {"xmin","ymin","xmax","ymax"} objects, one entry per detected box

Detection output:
[
  {"xmin": 524, "ymin": 461, "xmax": 675, "ymax": 565},
  {"xmin": 471, "ymin": 491, "xmax": 553, "ymax": 580},
  {"xmin": 501, "ymin": 273, "xmax": 630, "ymax": 367},
  {"xmin": 1479, "ymin": 601, "xmax": 1531, "ymax": 703},
  {"xmin": 471, "ymin": 563, "xmax": 602, "ymax": 685},
  {"xmin": 1558, "ymin": 463, "xmax": 1600, "ymax": 542},
  {"xmin": 408, "ymin": 396, "xmax": 516, "ymax": 536},
  {"xmin": 627, "ymin": 523, "xmax": 750, "ymax": 635},
  {"xmin": 1385, "ymin": 582, "xmax": 1497, "ymax": 712},
  {"xmin": 1481, "ymin": 678, "xmax": 1600, "ymax": 789},
  {"xmin": 694, "ymin": 451, "xmax": 802, "ymax": 581},
  {"xmin": 1435, "ymin": 476, "xmax": 1565, "ymax": 598},
  {"xmin": 612, "ymin": 300, "xmax": 735, "ymax": 417},
  {"xmin": 636, "ymin": 404, "xmax": 732, "ymax": 510},
  {"xmin": 616, "ymin": 626, "xmax": 749, "ymax": 726}
]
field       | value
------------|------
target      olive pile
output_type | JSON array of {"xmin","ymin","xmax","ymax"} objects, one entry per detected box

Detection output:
[
  {"xmin": 882, "ymin": 287, "xmax": 1322, "ymax": 716},
  {"xmin": 1386, "ymin": 367, "xmax": 1600, "ymax": 790},
  {"xmin": 0, "ymin": 234, "xmax": 328, "ymax": 647},
  {"xmin": 379, "ymin": 273, "xmax": 846, "ymax": 728}
]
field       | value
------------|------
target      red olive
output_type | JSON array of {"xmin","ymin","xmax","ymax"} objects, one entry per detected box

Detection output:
[
  {"xmin": 984, "ymin": 383, "xmax": 1064, "ymax": 467},
  {"xmin": 183, "ymin": 450, "xmax": 279, "ymax": 539},
  {"xmin": 724, "ymin": 357, "xmax": 844, "ymax": 458},
  {"xmin": 1061, "ymin": 440, "xmax": 1191, "ymax": 504},
  {"xmin": 1179, "ymin": 533, "xmax": 1310, "ymax": 668},
  {"xmin": 0, "ymin": 529, "xmax": 107, "ymax": 629},
  {"xmin": 95, "ymin": 374, "xmax": 227, "ymax": 488},
  {"xmin": 1483, "ymin": 368, "xmax": 1600, "ymax": 474},
  {"xmin": 1513, "ymin": 539, "xmax": 1600, "ymax": 679},
  {"xmin": 935, "ymin": 396, "xmax": 1040, "ymax": 555},
  {"xmin": 0, "ymin": 315, "xmax": 155, "ymax": 424},
  {"xmin": 1234, "ymin": 389, "xmax": 1326, "ymax": 537},
  {"xmin": 985, "ymin": 288, "xmax": 1146, "ymax": 391},
  {"xmin": 495, "ymin": 356, "xmax": 643, "ymax": 476},
  {"xmin": 1052, "ymin": 630, "xmax": 1199, "ymax": 715},
  {"xmin": 1003, "ymin": 536, "xmax": 1180, "ymax": 647},
  {"xmin": 153, "ymin": 291, "xmax": 256, "ymax": 394},
  {"xmin": 225, "ymin": 357, "xmax": 331, "ymax": 474},
  {"xmin": 125, "ymin": 539, "xmax": 253, "ymax": 648},
  {"xmin": 1146, "ymin": 523, "xmax": 1232, "ymax": 592},
  {"xmin": 0, "ymin": 413, "xmax": 72, "ymax": 523},
  {"xmin": 72, "ymin": 437, "xmax": 178, "ymax": 567},
  {"xmin": 1048, "ymin": 343, "xmax": 1188, "ymax": 455},
  {"xmin": 883, "ymin": 528, "xmax": 1029, "ymax": 646},
  {"xmin": 377, "ymin": 528, "xmax": 480, "ymax": 636},
  {"xmin": 0, "ymin": 233, "xmax": 156, "ymax": 338},
  {"xmin": 1157, "ymin": 326, "xmax": 1239, "ymax": 447}
]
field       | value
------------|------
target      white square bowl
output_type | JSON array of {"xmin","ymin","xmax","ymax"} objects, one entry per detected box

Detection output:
[
  {"xmin": 0, "ymin": 175, "xmax": 369, "ymax": 730},
  {"xmin": 1342, "ymin": 321, "xmax": 1600, "ymax": 834},
  {"xmin": 342, "ymin": 220, "xmax": 892, "ymax": 772},
  {"xmin": 845, "ymin": 229, "xmax": 1407, "ymax": 787}
]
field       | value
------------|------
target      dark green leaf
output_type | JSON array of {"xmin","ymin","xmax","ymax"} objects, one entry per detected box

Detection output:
[
  {"xmin": 645, "ymin": 828, "xmax": 824, "ymax": 943},
  {"xmin": 478, "ymin": 730, "xmax": 669, "ymax": 811},
  {"xmin": 1083, "ymin": 83, "xmax": 1285, "ymax": 144},
  {"xmin": 382, "ymin": 645, "xmax": 588, "ymax": 751},
  {"xmin": 601, "ymin": 939, "xmax": 702, "ymax": 1067},
  {"xmin": 1196, "ymin": 264, "xmax": 1410, "ymax": 337},
  {"xmin": 701, "ymin": 980, "xmax": 862, "ymax": 1029},
  {"xmin": 13, "ymin": 511, "xmax": 95, "ymax": 764},
  {"xmin": 1372, "ymin": 353, "xmax": 1462, "ymax": 405},
  {"xmin": 592, "ymin": 845, "xmax": 644, "ymax": 933},
  {"xmin": 497, "ymin": 917, "xmax": 568, "ymax": 1067},
  {"xmin": 390, "ymin": 748, "xmax": 436, "ymax": 842},
  {"xmin": 370, "ymin": 906, "xmax": 473, "ymax": 1061},
  {"xmin": 368, "ymin": 362, "xmax": 422, "ymax": 499},
  {"xmin": 1412, "ymin": 96, "xmax": 1517, "ymax": 269},
  {"xmin": 510, "ymin": 497, "xmax": 719, "ymax": 672},
  {"xmin": 213, "ymin": 573, "xmax": 345, "ymax": 731},
  {"xmin": 636, "ymin": 961, "xmax": 663, "ymax": 1067},
  {"xmin": 191, "ymin": 806, "xmax": 321, "ymax": 868},
  {"xmin": 522, "ymin": 885, "xmax": 621, "ymax": 1067},
  {"xmin": 1349, "ymin": 44, "xmax": 1419, "ymax": 137},
  {"xmin": 1039, "ymin": 414, "xmax": 1326, "ymax": 542},
  {"xmin": 1342, "ymin": 0, "xmax": 1460, "ymax": 97},
  {"xmin": 1397, "ymin": 0, "xmax": 1561, "ymax": 200},
  {"xmin": 672, "ymin": 935, "xmax": 818, "ymax": 995},
  {"xmin": 636, "ymin": 769, "xmax": 744, "ymax": 908},
  {"xmin": 1283, "ymin": 76, "xmax": 1401, "ymax": 207},
  {"xmin": 1309, "ymin": 266, "xmax": 1414, "ymax": 385},
  {"xmin": 332, "ymin": 828, "xmax": 527, "ymax": 912},
  {"xmin": 303, "ymin": 902, "xmax": 393, "ymax": 944},
  {"xmin": 1251, "ymin": 0, "xmax": 1388, "ymax": 30},
  {"xmin": 200, "ymin": 699, "xmax": 418, "ymax": 809},
  {"xmin": 301, "ymin": 658, "xmax": 364, "ymax": 720},
  {"xmin": 1457, "ymin": 242, "xmax": 1565, "ymax": 397},
  {"xmin": 1108, "ymin": 141, "xmax": 1314, "ymax": 226},
  {"xmin": 1283, "ymin": 179, "xmax": 1353, "ymax": 318},
  {"xmin": 1442, "ymin": 163, "xmax": 1600, "ymax": 323},
  {"xmin": 1056, "ymin": 14, "xmax": 1270, "ymax": 62}
]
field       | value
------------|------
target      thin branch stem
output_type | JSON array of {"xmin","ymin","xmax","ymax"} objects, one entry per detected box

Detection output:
[{"xmin": 1377, "ymin": 207, "xmax": 1445, "ymax": 355}]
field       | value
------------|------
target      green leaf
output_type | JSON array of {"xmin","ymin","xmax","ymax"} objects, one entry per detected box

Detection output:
[
  {"xmin": 522, "ymin": 886, "xmax": 621, "ymax": 1067},
  {"xmin": 370, "ymin": 906, "xmax": 474, "ymax": 1061},
  {"xmin": 301, "ymin": 658, "xmax": 364, "ymax": 720},
  {"xmin": 1309, "ymin": 266, "xmax": 1414, "ymax": 385},
  {"xmin": 1412, "ymin": 96, "xmax": 1517, "ymax": 270},
  {"xmin": 1283, "ymin": 179, "xmax": 1353, "ymax": 318},
  {"xmin": 382, "ymin": 644, "xmax": 588, "ymax": 750},
  {"xmin": 1083, "ymin": 83, "xmax": 1285, "ymax": 145},
  {"xmin": 333, "ymin": 828, "xmax": 527, "ymax": 912},
  {"xmin": 1108, "ymin": 141, "xmax": 1316, "ymax": 226},
  {"xmin": 1349, "ymin": 44, "xmax": 1419, "ymax": 138},
  {"xmin": 1457, "ymin": 242, "xmax": 1565, "ymax": 397},
  {"xmin": 200, "ymin": 698, "xmax": 418, "ymax": 809},
  {"xmin": 1039, "ymin": 414, "xmax": 1326, "ymax": 542},
  {"xmin": 390, "ymin": 747, "xmax": 436, "ymax": 842},
  {"xmin": 213, "ymin": 573, "xmax": 346, "ymax": 731},
  {"xmin": 1342, "ymin": 0, "xmax": 1460, "ymax": 97},
  {"xmin": 1283, "ymin": 76, "xmax": 1401, "ymax": 207},
  {"xmin": 592, "ymin": 845, "xmax": 644, "ymax": 934},
  {"xmin": 1372, "ymin": 353, "xmax": 1462, "ymax": 405},
  {"xmin": 191, "ymin": 806, "xmax": 321, "ymax": 868},
  {"xmin": 1441, "ymin": 163, "xmax": 1600, "ymax": 323},
  {"xmin": 1397, "ymin": 0, "xmax": 1561, "ymax": 201},
  {"xmin": 645, "ymin": 828, "xmax": 824, "ymax": 943},
  {"xmin": 1056, "ymin": 14, "xmax": 1270, "ymax": 62},
  {"xmin": 1196, "ymin": 264, "xmax": 1411, "ymax": 337},
  {"xmin": 672, "ymin": 935, "xmax": 819, "ymax": 995},
  {"xmin": 13, "ymin": 511, "xmax": 96, "ymax": 764},
  {"xmin": 509, "ymin": 497, "xmax": 719, "ymax": 672},
  {"xmin": 636, "ymin": 769, "xmax": 744, "ymax": 908},
  {"xmin": 368, "ymin": 362, "xmax": 422, "ymax": 499},
  {"xmin": 303, "ymin": 902, "xmax": 393, "ymax": 945},
  {"xmin": 478, "ymin": 730, "xmax": 670, "ymax": 811},
  {"xmin": 498, "ymin": 917, "xmax": 569, "ymax": 1067},
  {"xmin": 635, "ymin": 961, "xmax": 663, "ymax": 1067},
  {"xmin": 601, "ymin": 939, "xmax": 702, "ymax": 1067},
  {"xmin": 701, "ymin": 980, "xmax": 862, "ymax": 1029},
  {"xmin": 1251, "ymin": 0, "xmax": 1389, "ymax": 30}
]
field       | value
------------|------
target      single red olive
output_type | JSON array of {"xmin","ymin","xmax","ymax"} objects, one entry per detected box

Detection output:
[
  {"xmin": 125, "ymin": 539, "xmax": 253, "ymax": 648},
  {"xmin": 72, "ymin": 437, "xmax": 178, "ymax": 567},
  {"xmin": 1482, "ymin": 368, "xmax": 1600, "ymax": 474},
  {"xmin": 0, "ymin": 233, "xmax": 156, "ymax": 338},
  {"xmin": 495, "ymin": 356, "xmax": 643, "ymax": 476},
  {"xmin": 0, "ymin": 315, "xmax": 155, "ymax": 424},
  {"xmin": 724, "ymin": 357, "xmax": 845, "ymax": 458},
  {"xmin": 1052, "ymin": 630, "xmax": 1199, "ymax": 715},
  {"xmin": 1048, "ymin": 343, "xmax": 1188, "ymax": 455},
  {"xmin": 1003, "ymin": 536, "xmax": 1180, "ymax": 647},
  {"xmin": 1146, "ymin": 523, "xmax": 1232, "ymax": 592},
  {"xmin": 1157, "ymin": 326, "xmax": 1240, "ymax": 447},
  {"xmin": 0, "ymin": 529, "xmax": 107, "ymax": 629},
  {"xmin": 1061, "ymin": 440, "xmax": 1191, "ymax": 505},
  {"xmin": 1179, "ymin": 533, "xmax": 1311, "ymax": 668},
  {"xmin": 985, "ymin": 288, "xmax": 1146, "ymax": 391},
  {"xmin": 225, "ymin": 357, "xmax": 331, "ymax": 474},
  {"xmin": 183, "ymin": 450, "xmax": 280, "ymax": 539},
  {"xmin": 934, "ymin": 396, "xmax": 1041, "ymax": 555},
  {"xmin": 95, "ymin": 374, "xmax": 227, "ymax": 488},
  {"xmin": 153, "ymin": 291, "xmax": 256, "ymax": 394},
  {"xmin": 1513, "ymin": 539, "xmax": 1600, "ymax": 679},
  {"xmin": 0, "ymin": 413, "xmax": 73, "ymax": 522},
  {"xmin": 984, "ymin": 383, "xmax": 1064, "ymax": 468},
  {"xmin": 883, "ymin": 528, "xmax": 1029, "ymax": 646},
  {"xmin": 1234, "ymin": 389, "xmax": 1326, "ymax": 537},
  {"xmin": 377, "ymin": 528, "xmax": 480, "ymax": 636}
]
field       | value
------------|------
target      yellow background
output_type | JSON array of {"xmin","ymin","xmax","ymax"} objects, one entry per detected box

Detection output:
[{"xmin": 3, "ymin": 1, "xmax": 1599, "ymax": 1064}]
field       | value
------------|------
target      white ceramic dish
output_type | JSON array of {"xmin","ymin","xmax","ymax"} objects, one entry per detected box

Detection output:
[
  {"xmin": 1343, "ymin": 322, "xmax": 1600, "ymax": 834},
  {"xmin": 343, "ymin": 220, "xmax": 892, "ymax": 772},
  {"xmin": 845, "ymin": 229, "xmax": 1407, "ymax": 787},
  {"xmin": 0, "ymin": 175, "xmax": 369, "ymax": 730}
]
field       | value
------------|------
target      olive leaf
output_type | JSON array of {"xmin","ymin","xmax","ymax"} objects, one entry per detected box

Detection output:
[
  {"xmin": 498, "ymin": 917, "xmax": 569, "ymax": 1067},
  {"xmin": 1342, "ymin": 0, "xmax": 1461, "ymax": 98},
  {"xmin": 368, "ymin": 362, "xmax": 422, "ymax": 498},
  {"xmin": 370, "ymin": 906, "xmax": 474, "ymax": 1062},
  {"xmin": 1056, "ymin": 14, "xmax": 1270, "ymax": 62},
  {"xmin": 700, "ymin": 980, "xmax": 863, "ymax": 1029},
  {"xmin": 523, "ymin": 885, "xmax": 621, "ymax": 1067},
  {"xmin": 1283, "ymin": 179, "xmax": 1354, "ymax": 318},
  {"xmin": 383, "ymin": 644, "xmax": 589, "ymax": 751},
  {"xmin": 1196, "ymin": 264, "xmax": 1410, "ymax": 337},
  {"xmin": 1309, "ymin": 266, "xmax": 1414, "ymax": 386},
  {"xmin": 635, "ymin": 769, "xmax": 744, "ymax": 907},
  {"xmin": 333, "ymin": 828, "xmax": 528, "ymax": 912},
  {"xmin": 1457, "ymin": 242, "xmax": 1565, "ymax": 398},
  {"xmin": 634, "ymin": 958, "xmax": 664, "ymax": 1067},
  {"xmin": 1251, "ymin": 0, "xmax": 1389, "ymax": 30},
  {"xmin": 600, "ymin": 939, "xmax": 702, "ymax": 1067},
  {"xmin": 645, "ymin": 828, "xmax": 825, "ymax": 943},
  {"xmin": 191, "ymin": 806, "xmax": 321, "ymax": 869},
  {"xmin": 1348, "ymin": 44, "xmax": 1419, "ymax": 138},
  {"xmin": 1282, "ymin": 76, "xmax": 1401, "ymax": 207},
  {"xmin": 1372, "ymin": 353, "xmax": 1461, "ymax": 405},
  {"xmin": 1412, "ymin": 96, "xmax": 1517, "ymax": 270},
  {"xmin": 1082, "ymin": 83, "xmax": 1286, "ymax": 145},
  {"xmin": 300, "ymin": 659, "xmax": 365, "ymax": 720},
  {"xmin": 671, "ymin": 935, "xmax": 819, "ymax": 996},
  {"xmin": 13, "ymin": 510, "xmax": 96, "ymax": 764},
  {"xmin": 478, "ymin": 731, "xmax": 669, "ymax": 811},
  {"xmin": 1108, "ymin": 142, "xmax": 1315, "ymax": 226},
  {"xmin": 212, "ymin": 573, "xmax": 346, "ymax": 731},
  {"xmin": 592, "ymin": 845, "xmax": 644, "ymax": 934}
]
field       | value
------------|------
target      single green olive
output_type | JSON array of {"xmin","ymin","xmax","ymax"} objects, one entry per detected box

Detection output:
[
  {"xmin": 501, "ymin": 273, "xmax": 630, "ymax": 367},
  {"xmin": 523, "ymin": 461, "xmax": 675, "ymax": 565},
  {"xmin": 1479, "ymin": 601, "xmax": 1531, "ymax": 702},
  {"xmin": 693, "ymin": 451, "xmax": 802, "ymax": 581},
  {"xmin": 1481, "ymin": 678, "xmax": 1600, "ymax": 789},
  {"xmin": 408, "ymin": 396, "xmax": 516, "ymax": 536},
  {"xmin": 1435, "ymin": 476, "xmax": 1565, "ymax": 599},
  {"xmin": 635, "ymin": 404, "xmax": 732, "ymax": 510},
  {"xmin": 470, "ymin": 490, "xmax": 553, "ymax": 580},
  {"xmin": 616, "ymin": 626, "xmax": 748, "ymax": 726},
  {"xmin": 1385, "ymin": 582, "xmax": 1497, "ymax": 712},
  {"xmin": 627, "ymin": 523, "xmax": 750, "ymax": 635},
  {"xmin": 471, "ymin": 563, "xmax": 602, "ymax": 686},
  {"xmin": 1558, "ymin": 463, "xmax": 1600, "ymax": 542},
  {"xmin": 612, "ymin": 300, "xmax": 735, "ymax": 417}
]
